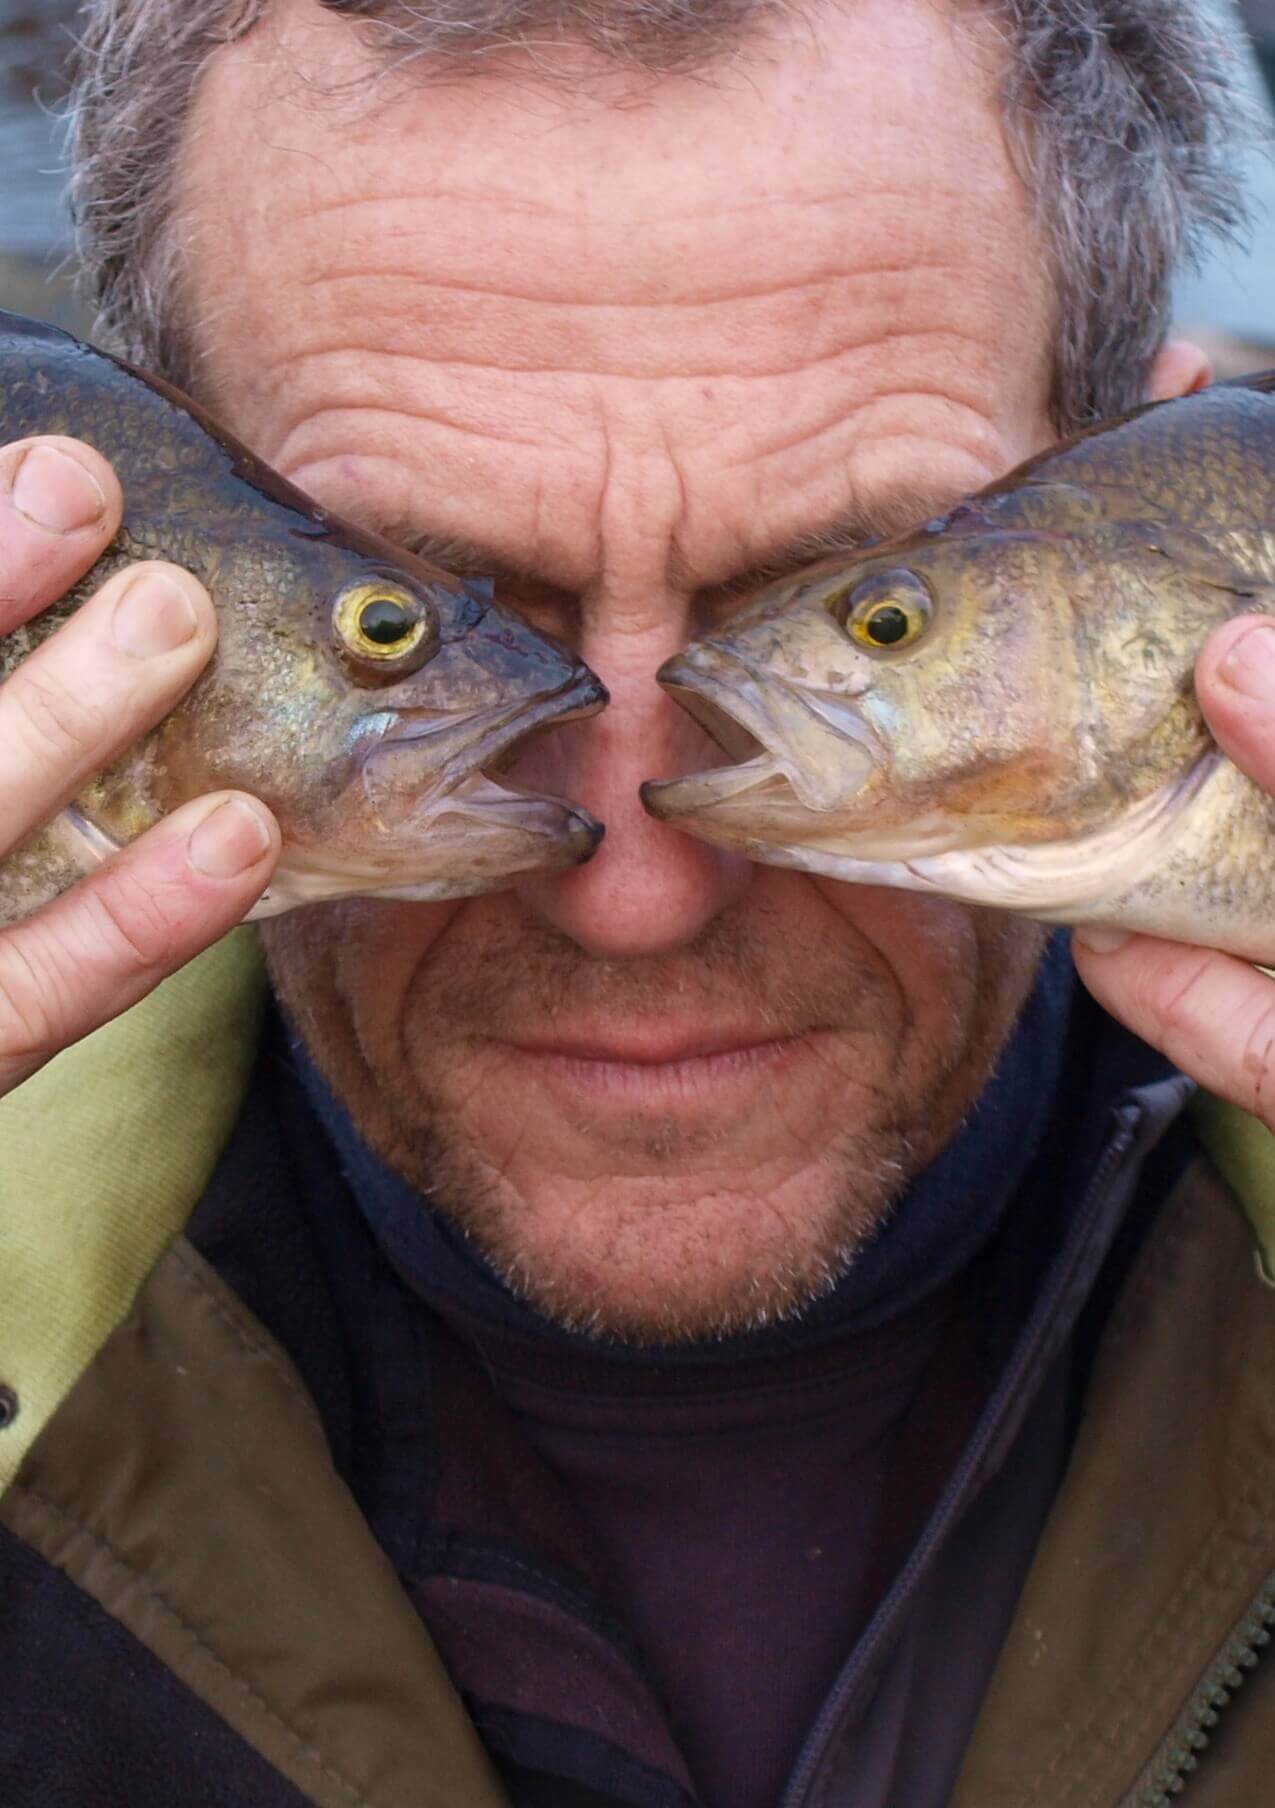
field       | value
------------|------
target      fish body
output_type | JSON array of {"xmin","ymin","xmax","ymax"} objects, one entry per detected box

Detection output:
[
  {"xmin": 644, "ymin": 375, "xmax": 1275, "ymax": 961},
  {"xmin": 0, "ymin": 311, "xmax": 606, "ymax": 924}
]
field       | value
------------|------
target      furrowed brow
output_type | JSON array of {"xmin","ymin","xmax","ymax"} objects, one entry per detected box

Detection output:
[{"xmin": 368, "ymin": 482, "xmax": 968, "ymax": 598}]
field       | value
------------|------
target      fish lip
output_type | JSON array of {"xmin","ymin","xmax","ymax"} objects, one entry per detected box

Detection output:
[
  {"xmin": 377, "ymin": 668, "xmax": 606, "ymax": 786},
  {"xmin": 252, "ymin": 775, "xmax": 605, "ymax": 916},
  {"xmin": 643, "ymin": 647, "xmax": 878, "ymax": 820},
  {"xmin": 421, "ymin": 768, "xmax": 606, "ymax": 866},
  {"xmin": 642, "ymin": 752, "xmax": 791, "ymax": 821}
]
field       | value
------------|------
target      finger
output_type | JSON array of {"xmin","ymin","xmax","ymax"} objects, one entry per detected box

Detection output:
[
  {"xmin": 0, "ymin": 790, "xmax": 279, "ymax": 1096},
  {"xmin": 0, "ymin": 561, "xmax": 217, "ymax": 855},
  {"xmin": 1072, "ymin": 928, "xmax": 1275, "ymax": 1128},
  {"xmin": 1194, "ymin": 614, "xmax": 1275, "ymax": 792},
  {"xmin": 0, "ymin": 437, "xmax": 123, "ymax": 628}
]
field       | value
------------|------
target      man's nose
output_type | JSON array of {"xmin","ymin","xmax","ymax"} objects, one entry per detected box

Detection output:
[{"xmin": 511, "ymin": 618, "xmax": 753, "ymax": 958}]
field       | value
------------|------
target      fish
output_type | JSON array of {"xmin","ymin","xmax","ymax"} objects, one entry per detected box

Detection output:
[
  {"xmin": 0, "ymin": 310, "xmax": 606, "ymax": 925},
  {"xmin": 642, "ymin": 374, "xmax": 1275, "ymax": 963}
]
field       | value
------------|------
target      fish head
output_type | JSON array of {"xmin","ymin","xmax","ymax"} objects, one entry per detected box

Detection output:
[
  {"xmin": 165, "ymin": 524, "xmax": 608, "ymax": 911},
  {"xmin": 643, "ymin": 521, "xmax": 1085, "ymax": 865}
]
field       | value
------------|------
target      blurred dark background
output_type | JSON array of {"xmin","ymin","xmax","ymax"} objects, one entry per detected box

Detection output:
[{"xmin": 3, "ymin": 0, "xmax": 1275, "ymax": 366}]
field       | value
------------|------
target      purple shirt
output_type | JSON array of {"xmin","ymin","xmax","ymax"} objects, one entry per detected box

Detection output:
[{"xmin": 427, "ymin": 1282, "xmax": 979, "ymax": 1807}]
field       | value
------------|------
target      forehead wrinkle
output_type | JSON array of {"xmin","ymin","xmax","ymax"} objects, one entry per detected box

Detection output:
[
  {"xmin": 292, "ymin": 244, "xmax": 974, "ymax": 309},
  {"xmin": 720, "ymin": 376, "xmax": 1016, "ymax": 477},
  {"xmin": 273, "ymin": 382, "xmax": 1025, "ymax": 601},
  {"xmin": 299, "ymin": 468, "xmax": 582, "ymax": 589},
  {"xmin": 247, "ymin": 326, "xmax": 1019, "ymax": 487},
  {"xmin": 237, "ymin": 293, "xmax": 1000, "ymax": 395}
]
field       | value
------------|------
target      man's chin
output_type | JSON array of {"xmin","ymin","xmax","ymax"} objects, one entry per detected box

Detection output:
[{"xmin": 416, "ymin": 1149, "xmax": 906, "ymax": 1346}]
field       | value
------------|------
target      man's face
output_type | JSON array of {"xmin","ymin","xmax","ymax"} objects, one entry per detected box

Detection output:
[{"xmin": 184, "ymin": 0, "xmax": 1056, "ymax": 1339}]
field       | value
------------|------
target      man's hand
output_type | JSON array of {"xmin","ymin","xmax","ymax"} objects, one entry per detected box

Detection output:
[
  {"xmin": 0, "ymin": 435, "xmax": 280, "ymax": 1097},
  {"xmin": 1074, "ymin": 613, "xmax": 1275, "ymax": 1127}
]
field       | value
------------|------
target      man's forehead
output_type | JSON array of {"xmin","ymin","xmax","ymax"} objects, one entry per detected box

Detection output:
[
  {"xmin": 191, "ymin": 0, "xmax": 1028, "ymax": 274},
  {"xmin": 181, "ymin": 0, "xmax": 1053, "ymax": 595}
]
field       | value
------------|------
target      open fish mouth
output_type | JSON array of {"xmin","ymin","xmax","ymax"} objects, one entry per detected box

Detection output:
[
  {"xmin": 363, "ymin": 668, "xmax": 608, "ymax": 827},
  {"xmin": 252, "ymin": 670, "xmax": 608, "ymax": 916},
  {"xmin": 642, "ymin": 646, "xmax": 878, "ymax": 826}
]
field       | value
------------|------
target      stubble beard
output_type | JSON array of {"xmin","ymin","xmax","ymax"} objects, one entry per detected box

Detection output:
[{"xmin": 263, "ymin": 897, "xmax": 1044, "ymax": 1345}]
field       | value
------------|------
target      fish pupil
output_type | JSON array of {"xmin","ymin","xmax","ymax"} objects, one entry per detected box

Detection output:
[
  {"xmin": 867, "ymin": 605, "xmax": 909, "ymax": 645},
  {"xmin": 360, "ymin": 598, "xmax": 416, "ymax": 645}
]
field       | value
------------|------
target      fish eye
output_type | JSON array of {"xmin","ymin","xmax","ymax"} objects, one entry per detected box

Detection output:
[
  {"xmin": 332, "ymin": 580, "xmax": 440, "ymax": 680},
  {"xmin": 834, "ymin": 569, "xmax": 933, "ymax": 652}
]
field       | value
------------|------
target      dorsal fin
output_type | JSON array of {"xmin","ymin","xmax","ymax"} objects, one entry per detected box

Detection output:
[
  {"xmin": 0, "ymin": 309, "xmax": 84, "ymax": 353},
  {"xmin": 1221, "ymin": 366, "xmax": 1275, "ymax": 395}
]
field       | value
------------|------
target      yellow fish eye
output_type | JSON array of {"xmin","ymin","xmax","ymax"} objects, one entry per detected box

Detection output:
[
  {"xmin": 837, "ymin": 568, "xmax": 933, "ymax": 651},
  {"xmin": 333, "ymin": 581, "xmax": 440, "ymax": 676}
]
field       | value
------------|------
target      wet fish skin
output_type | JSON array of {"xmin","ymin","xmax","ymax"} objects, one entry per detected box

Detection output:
[
  {"xmin": 643, "ymin": 375, "xmax": 1275, "ymax": 962},
  {"xmin": 0, "ymin": 311, "xmax": 606, "ymax": 924}
]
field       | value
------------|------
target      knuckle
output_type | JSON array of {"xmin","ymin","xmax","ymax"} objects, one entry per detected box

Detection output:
[
  {"xmin": 0, "ymin": 934, "xmax": 66, "ymax": 1070},
  {"xmin": 84, "ymin": 864, "xmax": 180, "ymax": 974},
  {"xmin": 9, "ymin": 662, "xmax": 114, "ymax": 773},
  {"xmin": 1238, "ymin": 997, "xmax": 1275, "ymax": 1120},
  {"xmin": 1141, "ymin": 950, "xmax": 1214, "ymax": 1044}
]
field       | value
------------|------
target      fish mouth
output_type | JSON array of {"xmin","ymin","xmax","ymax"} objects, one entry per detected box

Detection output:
[
  {"xmin": 641, "ymin": 646, "xmax": 878, "ymax": 834},
  {"xmin": 364, "ymin": 668, "xmax": 607, "ymax": 875},
  {"xmin": 253, "ymin": 670, "xmax": 607, "ymax": 917}
]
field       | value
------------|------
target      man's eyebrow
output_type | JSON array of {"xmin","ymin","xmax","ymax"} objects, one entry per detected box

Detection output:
[
  {"xmin": 698, "ymin": 487, "xmax": 965, "ymax": 597},
  {"xmin": 375, "ymin": 521, "xmax": 546, "ymax": 586},
  {"xmin": 369, "ymin": 485, "xmax": 965, "ymax": 595}
]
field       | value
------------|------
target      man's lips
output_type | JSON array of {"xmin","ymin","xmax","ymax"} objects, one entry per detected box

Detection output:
[{"xmin": 505, "ymin": 1024, "xmax": 811, "ymax": 1067}]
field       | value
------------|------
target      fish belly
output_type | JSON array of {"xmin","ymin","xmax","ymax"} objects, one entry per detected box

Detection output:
[{"xmin": 1071, "ymin": 756, "xmax": 1275, "ymax": 962}]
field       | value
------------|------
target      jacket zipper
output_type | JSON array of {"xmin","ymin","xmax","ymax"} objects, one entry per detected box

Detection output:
[
  {"xmin": 781, "ymin": 1097, "xmax": 1159, "ymax": 1807},
  {"xmin": 1127, "ymin": 1575, "xmax": 1275, "ymax": 1805}
]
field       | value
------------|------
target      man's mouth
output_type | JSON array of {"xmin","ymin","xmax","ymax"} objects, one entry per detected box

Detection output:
[
  {"xmin": 508, "ymin": 1022, "xmax": 810, "ymax": 1067},
  {"xmin": 496, "ymin": 1021, "xmax": 825, "ymax": 1104}
]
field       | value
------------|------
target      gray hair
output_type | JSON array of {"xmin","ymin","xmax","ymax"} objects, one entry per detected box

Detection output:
[{"xmin": 67, "ymin": 0, "xmax": 1254, "ymax": 427}]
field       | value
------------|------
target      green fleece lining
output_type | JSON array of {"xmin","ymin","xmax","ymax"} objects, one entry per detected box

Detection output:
[
  {"xmin": 1191, "ymin": 1091, "xmax": 1275, "ymax": 1286},
  {"xmin": 0, "ymin": 930, "xmax": 265, "ymax": 1495}
]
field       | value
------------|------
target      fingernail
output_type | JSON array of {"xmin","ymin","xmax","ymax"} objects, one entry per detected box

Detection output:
[
  {"xmin": 10, "ymin": 443, "xmax": 106, "ymax": 534},
  {"xmin": 188, "ymin": 799, "xmax": 272, "ymax": 878},
  {"xmin": 1074, "ymin": 926, "xmax": 1132, "ymax": 955},
  {"xmin": 1219, "ymin": 623, "xmax": 1275, "ymax": 700},
  {"xmin": 112, "ymin": 573, "xmax": 200, "ymax": 658}
]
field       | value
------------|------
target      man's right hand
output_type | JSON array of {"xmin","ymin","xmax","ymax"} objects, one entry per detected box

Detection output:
[{"xmin": 0, "ymin": 436, "xmax": 280, "ymax": 1097}]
